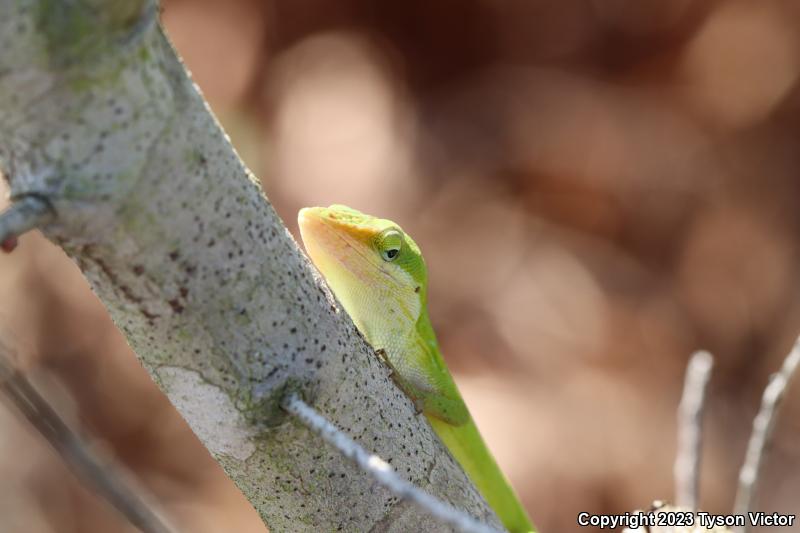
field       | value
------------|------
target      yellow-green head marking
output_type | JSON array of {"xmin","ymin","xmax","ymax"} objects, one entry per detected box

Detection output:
[{"xmin": 298, "ymin": 204, "xmax": 427, "ymax": 350}]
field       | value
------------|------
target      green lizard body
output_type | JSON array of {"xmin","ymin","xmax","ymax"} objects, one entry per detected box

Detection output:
[{"xmin": 298, "ymin": 204, "xmax": 535, "ymax": 533}]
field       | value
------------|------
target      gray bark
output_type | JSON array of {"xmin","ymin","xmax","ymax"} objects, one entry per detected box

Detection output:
[{"xmin": 0, "ymin": 1, "xmax": 500, "ymax": 531}]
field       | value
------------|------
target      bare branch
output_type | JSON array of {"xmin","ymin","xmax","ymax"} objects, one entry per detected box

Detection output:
[
  {"xmin": 0, "ymin": 195, "xmax": 54, "ymax": 249},
  {"xmin": 674, "ymin": 351, "xmax": 713, "ymax": 509},
  {"xmin": 282, "ymin": 393, "xmax": 505, "ymax": 533},
  {"xmin": 0, "ymin": 341, "xmax": 175, "ymax": 533},
  {"xmin": 734, "ymin": 338, "xmax": 800, "ymax": 529}
]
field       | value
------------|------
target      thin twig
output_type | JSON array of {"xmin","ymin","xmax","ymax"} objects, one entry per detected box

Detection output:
[
  {"xmin": 0, "ymin": 195, "xmax": 54, "ymax": 243},
  {"xmin": 282, "ymin": 393, "xmax": 505, "ymax": 533},
  {"xmin": 734, "ymin": 338, "xmax": 800, "ymax": 531},
  {"xmin": 0, "ymin": 342, "xmax": 175, "ymax": 533},
  {"xmin": 674, "ymin": 350, "xmax": 713, "ymax": 509}
]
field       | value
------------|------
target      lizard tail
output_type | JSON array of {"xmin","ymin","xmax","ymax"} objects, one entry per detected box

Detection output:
[{"xmin": 428, "ymin": 416, "xmax": 536, "ymax": 533}]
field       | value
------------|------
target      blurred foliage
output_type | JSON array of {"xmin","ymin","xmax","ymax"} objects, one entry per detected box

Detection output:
[{"xmin": 3, "ymin": 1, "xmax": 800, "ymax": 531}]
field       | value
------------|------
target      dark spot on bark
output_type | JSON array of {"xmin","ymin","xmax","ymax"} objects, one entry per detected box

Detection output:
[
  {"xmin": 88, "ymin": 252, "xmax": 122, "ymax": 289},
  {"xmin": 168, "ymin": 299, "xmax": 184, "ymax": 313},
  {"xmin": 179, "ymin": 286, "xmax": 188, "ymax": 298},
  {"xmin": 414, "ymin": 286, "xmax": 420, "ymax": 293},
  {"xmin": 132, "ymin": 264, "xmax": 144, "ymax": 276},
  {"xmin": 140, "ymin": 308, "xmax": 159, "ymax": 321},
  {"xmin": 168, "ymin": 251, "xmax": 179, "ymax": 261},
  {"xmin": 119, "ymin": 285, "xmax": 142, "ymax": 303}
]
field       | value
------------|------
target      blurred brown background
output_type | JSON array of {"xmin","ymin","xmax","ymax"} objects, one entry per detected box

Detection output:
[{"xmin": 3, "ymin": 1, "xmax": 800, "ymax": 531}]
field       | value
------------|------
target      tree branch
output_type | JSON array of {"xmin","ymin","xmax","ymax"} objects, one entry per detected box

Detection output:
[
  {"xmin": 0, "ymin": 2, "xmax": 499, "ymax": 530},
  {"xmin": 674, "ymin": 351, "xmax": 713, "ymax": 509},
  {"xmin": 282, "ymin": 393, "xmax": 505, "ymax": 533},
  {"xmin": 734, "ymin": 338, "xmax": 800, "ymax": 529},
  {"xmin": 0, "ymin": 341, "xmax": 174, "ymax": 533},
  {"xmin": 0, "ymin": 195, "xmax": 54, "ymax": 251}
]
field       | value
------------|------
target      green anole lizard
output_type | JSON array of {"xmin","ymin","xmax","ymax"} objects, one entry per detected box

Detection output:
[{"xmin": 298, "ymin": 204, "xmax": 535, "ymax": 533}]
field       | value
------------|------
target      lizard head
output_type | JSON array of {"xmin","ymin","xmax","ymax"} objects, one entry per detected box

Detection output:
[{"xmin": 298, "ymin": 204, "xmax": 426, "ymax": 344}]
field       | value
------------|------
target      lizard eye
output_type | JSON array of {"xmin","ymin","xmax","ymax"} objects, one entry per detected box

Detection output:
[
  {"xmin": 381, "ymin": 247, "xmax": 399, "ymax": 261},
  {"xmin": 377, "ymin": 229, "xmax": 402, "ymax": 262}
]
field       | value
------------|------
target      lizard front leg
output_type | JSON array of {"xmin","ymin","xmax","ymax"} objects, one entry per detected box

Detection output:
[{"xmin": 375, "ymin": 348, "xmax": 424, "ymax": 415}]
